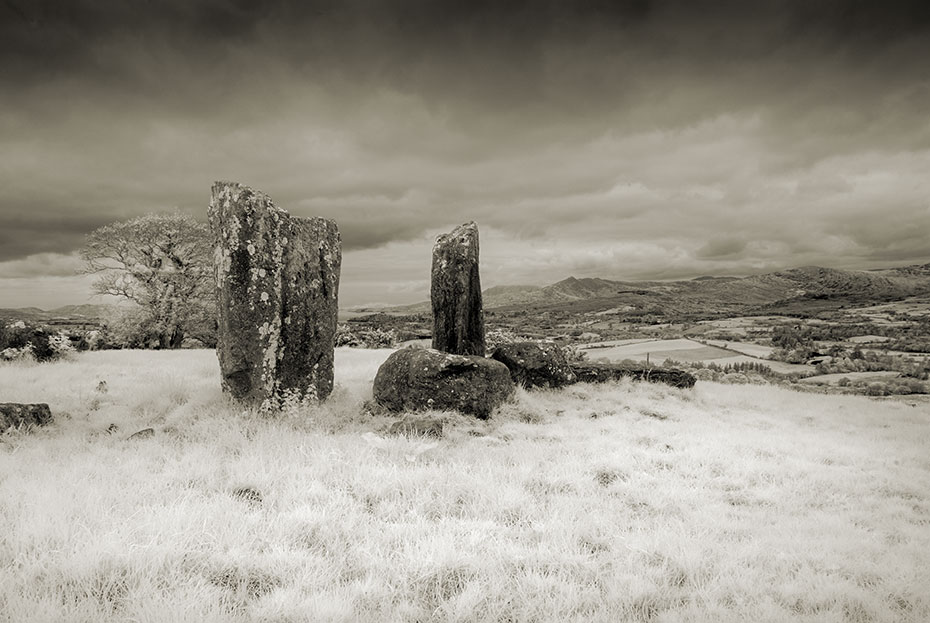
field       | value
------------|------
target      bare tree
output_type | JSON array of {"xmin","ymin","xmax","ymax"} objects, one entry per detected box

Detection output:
[{"xmin": 81, "ymin": 212, "xmax": 215, "ymax": 349}]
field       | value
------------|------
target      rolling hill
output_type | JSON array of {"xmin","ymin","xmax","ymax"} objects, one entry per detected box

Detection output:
[
  {"xmin": 375, "ymin": 263, "xmax": 930, "ymax": 318},
  {"xmin": 7, "ymin": 264, "xmax": 930, "ymax": 327},
  {"xmin": 0, "ymin": 304, "xmax": 112, "ymax": 327}
]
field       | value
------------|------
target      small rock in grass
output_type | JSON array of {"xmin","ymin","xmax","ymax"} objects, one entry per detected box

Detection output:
[
  {"xmin": 595, "ymin": 469, "xmax": 621, "ymax": 486},
  {"xmin": 128, "ymin": 428, "xmax": 155, "ymax": 440},
  {"xmin": 0, "ymin": 403, "xmax": 53, "ymax": 432},
  {"xmin": 232, "ymin": 487, "xmax": 264, "ymax": 507}
]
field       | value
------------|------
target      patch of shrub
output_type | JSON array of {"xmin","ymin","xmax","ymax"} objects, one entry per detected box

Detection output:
[
  {"xmin": 721, "ymin": 372, "xmax": 751, "ymax": 384},
  {"xmin": 692, "ymin": 368, "xmax": 715, "ymax": 381},
  {"xmin": 335, "ymin": 324, "xmax": 397, "ymax": 348},
  {"xmin": 859, "ymin": 378, "xmax": 927, "ymax": 396},
  {"xmin": 690, "ymin": 360, "xmax": 780, "ymax": 384},
  {"xmin": 771, "ymin": 346, "xmax": 815, "ymax": 364},
  {"xmin": 559, "ymin": 342, "xmax": 588, "ymax": 363},
  {"xmin": 0, "ymin": 321, "xmax": 74, "ymax": 362},
  {"xmin": 485, "ymin": 328, "xmax": 526, "ymax": 350}
]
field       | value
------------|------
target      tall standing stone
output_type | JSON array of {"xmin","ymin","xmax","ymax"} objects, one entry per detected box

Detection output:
[
  {"xmin": 431, "ymin": 221, "xmax": 485, "ymax": 356},
  {"xmin": 209, "ymin": 181, "xmax": 341, "ymax": 406}
]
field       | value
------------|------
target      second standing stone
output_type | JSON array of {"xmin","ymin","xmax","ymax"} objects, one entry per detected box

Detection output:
[{"xmin": 431, "ymin": 221, "xmax": 485, "ymax": 356}]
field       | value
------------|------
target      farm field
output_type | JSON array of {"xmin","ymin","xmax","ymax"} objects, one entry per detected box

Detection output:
[
  {"xmin": 702, "ymin": 340, "xmax": 775, "ymax": 359},
  {"xmin": 581, "ymin": 338, "xmax": 728, "ymax": 363},
  {"xmin": 854, "ymin": 296, "xmax": 930, "ymax": 318},
  {"xmin": 847, "ymin": 335, "xmax": 891, "ymax": 344},
  {"xmin": 580, "ymin": 338, "xmax": 813, "ymax": 374},
  {"xmin": 1, "ymin": 349, "xmax": 929, "ymax": 622},
  {"xmin": 695, "ymin": 316, "xmax": 828, "ymax": 332}
]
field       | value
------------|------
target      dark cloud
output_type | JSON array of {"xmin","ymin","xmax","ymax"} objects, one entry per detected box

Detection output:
[
  {"xmin": 1, "ymin": 0, "xmax": 929, "ymax": 306},
  {"xmin": 0, "ymin": 252, "xmax": 82, "ymax": 278},
  {"xmin": 0, "ymin": 209, "xmax": 115, "ymax": 261},
  {"xmin": 696, "ymin": 238, "xmax": 748, "ymax": 260}
]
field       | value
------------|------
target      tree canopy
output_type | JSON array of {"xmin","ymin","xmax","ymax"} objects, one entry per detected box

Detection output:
[{"xmin": 81, "ymin": 212, "xmax": 215, "ymax": 348}]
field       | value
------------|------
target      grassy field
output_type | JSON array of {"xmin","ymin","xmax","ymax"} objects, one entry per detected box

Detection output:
[
  {"xmin": 1, "ymin": 349, "xmax": 929, "ymax": 622},
  {"xmin": 580, "ymin": 338, "xmax": 813, "ymax": 374}
]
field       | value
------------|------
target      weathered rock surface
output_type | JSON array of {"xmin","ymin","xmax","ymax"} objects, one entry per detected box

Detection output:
[
  {"xmin": 570, "ymin": 363, "xmax": 697, "ymax": 389},
  {"xmin": 490, "ymin": 342, "xmax": 576, "ymax": 389},
  {"xmin": 0, "ymin": 403, "xmax": 52, "ymax": 431},
  {"xmin": 209, "ymin": 181, "xmax": 341, "ymax": 405},
  {"xmin": 431, "ymin": 222, "xmax": 485, "ymax": 356},
  {"xmin": 373, "ymin": 348, "xmax": 514, "ymax": 418}
]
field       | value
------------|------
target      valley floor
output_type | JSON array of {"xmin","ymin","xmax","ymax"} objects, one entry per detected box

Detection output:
[{"xmin": 1, "ymin": 349, "xmax": 929, "ymax": 622}]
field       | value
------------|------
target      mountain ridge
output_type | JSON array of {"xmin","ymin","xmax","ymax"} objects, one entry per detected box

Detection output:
[
  {"xmin": 6, "ymin": 264, "xmax": 930, "ymax": 322},
  {"xmin": 371, "ymin": 263, "xmax": 930, "ymax": 316},
  {"xmin": 0, "ymin": 304, "xmax": 114, "ymax": 325}
]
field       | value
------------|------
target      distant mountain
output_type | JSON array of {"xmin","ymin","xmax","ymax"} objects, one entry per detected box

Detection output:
[
  {"xmin": 50, "ymin": 304, "xmax": 112, "ymax": 317},
  {"xmin": 0, "ymin": 304, "xmax": 113, "ymax": 326},
  {"xmin": 542, "ymin": 277, "xmax": 626, "ymax": 300},
  {"xmin": 374, "ymin": 263, "xmax": 930, "ymax": 317},
  {"xmin": 385, "ymin": 284, "xmax": 547, "ymax": 314},
  {"xmin": 13, "ymin": 263, "xmax": 929, "ymax": 324},
  {"xmin": 691, "ymin": 275, "xmax": 739, "ymax": 282},
  {"xmin": 479, "ymin": 285, "xmax": 544, "ymax": 307}
]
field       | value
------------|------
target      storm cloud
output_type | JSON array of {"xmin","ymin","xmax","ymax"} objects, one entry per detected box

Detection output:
[{"xmin": 2, "ymin": 0, "xmax": 929, "ymax": 307}]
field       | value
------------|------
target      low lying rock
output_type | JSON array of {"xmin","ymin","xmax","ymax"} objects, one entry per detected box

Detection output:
[
  {"xmin": 0, "ymin": 403, "xmax": 52, "ymax": 432},
  {"xmin": 231, "ymin": 486, "xmax": 264, "ymax": 507},
  {"xmin": 490, "ymin": 342, "xmax": 576, "ymax": 389},
  {"xmin": 571, "ymin": 363, "xmax": 696, "ymax": 389},
  {"xmin": 128, "ymin": 428, "xmax": 155, "ymax": 440},
  {"xmin": 373, "ymin": 348, "xmax": 514, "ymax": 418}
]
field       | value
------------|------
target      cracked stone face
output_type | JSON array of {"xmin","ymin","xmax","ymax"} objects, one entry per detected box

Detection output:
[{"xmin": 209, "ymin": 181, "xmax": 341, "ymax": 406}]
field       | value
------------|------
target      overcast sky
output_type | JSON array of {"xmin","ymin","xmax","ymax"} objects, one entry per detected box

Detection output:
[{"xmin": 2, "ymin": 0, "xmax": 929, "ymax": 309}]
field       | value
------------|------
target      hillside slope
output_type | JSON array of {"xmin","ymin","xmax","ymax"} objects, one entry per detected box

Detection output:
[
  {"xmin": 377, "ymin": 263, "xmax": 930, "ymax": 317},
  {"xmin": 0, "ymin": 304, "xmax": 113, "ymax": 326}
]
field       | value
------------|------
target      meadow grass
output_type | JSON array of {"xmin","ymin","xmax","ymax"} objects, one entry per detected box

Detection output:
[{"xmin": 1, "ymin": 349, "xmax": 929, "ymax": 622}]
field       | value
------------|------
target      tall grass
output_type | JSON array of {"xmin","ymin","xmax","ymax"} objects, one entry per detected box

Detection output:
[{"xmin": 1, "ymin": 349, "xmax": 928, "ymax": 622}]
